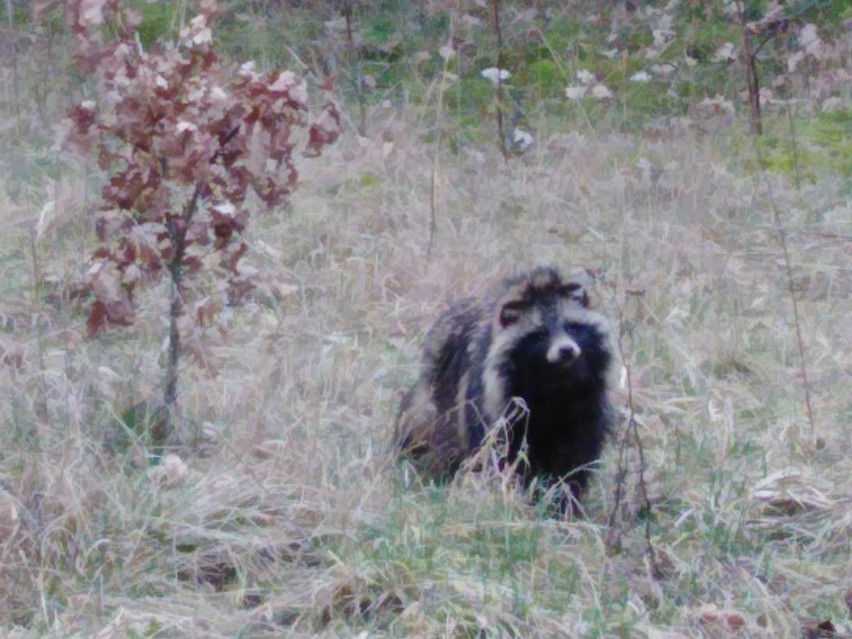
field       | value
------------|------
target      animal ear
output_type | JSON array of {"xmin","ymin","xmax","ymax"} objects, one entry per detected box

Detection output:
[
  {"xmin": 499, "ymin": 300, "xmax": 528, "ymax": 327},
  {"xmin": 560, "ymin": 281, "xmax": 590, "ymax": 307}
]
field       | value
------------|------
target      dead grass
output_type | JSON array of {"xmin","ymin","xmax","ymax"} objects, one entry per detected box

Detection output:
[{"xmin": 1, "ymin": 73, "xmax": 851, "ymax": 638}]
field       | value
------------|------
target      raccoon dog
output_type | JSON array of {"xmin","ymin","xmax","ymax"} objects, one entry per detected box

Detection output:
[{"xmin": 395, "ymin": 267, "xmax": 616, "ymax": 510}]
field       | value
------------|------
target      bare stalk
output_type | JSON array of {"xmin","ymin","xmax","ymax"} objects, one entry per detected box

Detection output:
[
  {"xmin": 606, "ymin": 286, "xmax": 660, "ymax": 577},
  {"xmin": 4, "ymin": 0, "xmax": 20, "ymax": 127},
  {"xmin": 736, "ymin": 1, "xmax": 793, "ymax": 136},
  {"xmin": 785, "ymin": 102, "xmax": 803, "ymax": 190},
  {"xmin": 28, "ymin": 233, "xmax": 50, "ymax": 433},
  {"xmin": 752, "ymin": 142, "xmax": 816, "ymax": 440},
  {"xmin": 342, "ymin": 0, "xmax": 366, "ymax": 135},
  {"xmin": 426, "ymin": 2, "xmax": 457, "ymax": 261},
  {"xmin": 736, "ymin": 1, "xmax": 763, "ymax": 135},
  {"xmin": 490, "ymin": 0, "xmax": 507, "ymax": 158}
]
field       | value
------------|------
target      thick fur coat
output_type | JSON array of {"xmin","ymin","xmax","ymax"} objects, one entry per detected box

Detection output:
[{"xmin": 396, "ymin": 267, "xmax": 616, "ymax": 507}]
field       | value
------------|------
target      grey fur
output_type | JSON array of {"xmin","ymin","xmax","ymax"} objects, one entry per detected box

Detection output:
[{"xmin": 395, "ymin": 267, "xmax": 616, "ymax": 509}]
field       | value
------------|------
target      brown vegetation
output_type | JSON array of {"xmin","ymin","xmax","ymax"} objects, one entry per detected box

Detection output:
[{"xmin": 0, "ymin": 1, "xmax": 849, "ymax": 636}]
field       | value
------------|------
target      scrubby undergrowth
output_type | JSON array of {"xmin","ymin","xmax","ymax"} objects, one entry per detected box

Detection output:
[
  {"xmin": 0, "ymin": 6, "xmax": 851, "ymax": 636},
  {"xmin": 1, "ymin": 109, "xmax": 849, "ymax": 637}
]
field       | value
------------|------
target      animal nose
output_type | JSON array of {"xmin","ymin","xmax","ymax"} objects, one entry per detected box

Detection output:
[
  {"xmin": 547, "ymin": 338, "xmax": 580, "ymax": 363},
  {"xmin": 557, "ymin": 344, "xmax": 579, "ymax": 361}
]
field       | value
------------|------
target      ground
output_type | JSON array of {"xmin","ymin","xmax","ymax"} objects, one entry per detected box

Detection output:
[{"xmin": 0, "ymin": 8, "xmax": 851, "ymax": 638}]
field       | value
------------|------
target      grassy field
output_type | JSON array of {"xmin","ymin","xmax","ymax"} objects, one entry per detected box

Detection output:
[{"xmin": 1, "ymin": 8, "xmax": 851, "ymax": 638}]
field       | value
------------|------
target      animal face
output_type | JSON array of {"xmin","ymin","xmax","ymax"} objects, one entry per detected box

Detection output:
[
  {"xmin": 491, "ymin": 270, "xmax": 611, "ymax": 389},
  {"xmin": 397, "ymin": 265, "xmax": 616, "ymax": 507}
]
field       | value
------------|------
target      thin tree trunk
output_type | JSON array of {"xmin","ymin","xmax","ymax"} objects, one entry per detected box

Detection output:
[
  {"xmin": 738, "ymin": 3, "xmax": 763, "ymax": 135},
  {"xmin": 491, "ymin": 0, "xmax": 507, "ymax": 158},
  {"xmin": 162, "ymin": 217, "xmax": 185, "ymax": 443},
  {"xmin": 161, "ymin": 182, "xmax": 203, "ymax": 441}
]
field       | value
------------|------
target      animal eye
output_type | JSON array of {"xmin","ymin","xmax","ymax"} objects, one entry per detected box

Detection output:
[
  {"xmin": 534, "ymin": 328, "xmax": 549, "ymax": 341},
  {"xmin": 560, "ymin": 282, "xmax": 589, "ymax": 307},
  {"xmin": 499, "ymin": 301, "xmax": 529, "ymax": 327}
]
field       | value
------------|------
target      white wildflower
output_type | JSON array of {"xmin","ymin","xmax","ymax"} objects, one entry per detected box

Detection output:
[
  {"xmin": 481, "ymin": 67, "xmax": 511, "ymax": 85},
  {"xmin": 591, "ymin": 84, "xmax": 612, "ymax": 99},
  {"xmin": 565, "ymin": 86, "xmax": 587, "ymax": 100},
  {"xmin": 576, "ymin": 68, "xmax": 595, "ymax": 85}
]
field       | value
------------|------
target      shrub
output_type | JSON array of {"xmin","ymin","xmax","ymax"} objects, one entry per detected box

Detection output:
[{"xmin": 51, "ymin": 0, "xmax": 342, "ymax": 438}]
